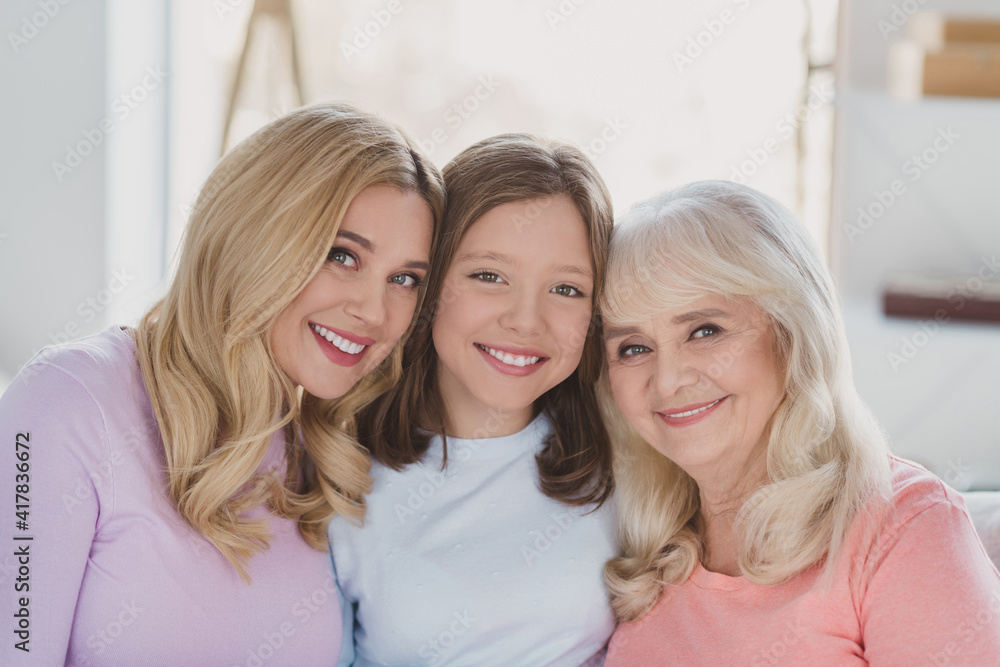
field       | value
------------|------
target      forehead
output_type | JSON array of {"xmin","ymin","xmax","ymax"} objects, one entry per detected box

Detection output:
[
  {"xmin": 453, "ymin": 195, "xmax": 592, "ymax": 266},
  {"xmin": 338, "ymin": 185, "xmax": 433, "ymax": 250}
]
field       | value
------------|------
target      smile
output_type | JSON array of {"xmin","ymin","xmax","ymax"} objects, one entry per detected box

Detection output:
[
  {"xmin": 309, "ymin": 323, "xmax": 368, "ymax": 355},
  {"xmin": 476, "ymin": 344, "xmax": 541, "ymax": 368},
  {"xmin": 656, "ymin": 396, "xmax": 728, "ymax": 428},
  {"xmin": 660, "ymin": 398, "xmax": 723, "ymax": 419}
]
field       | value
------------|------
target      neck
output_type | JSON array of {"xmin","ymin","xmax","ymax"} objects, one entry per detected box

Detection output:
[
  {"xmin": 435, "ymin": 368, "xmax": 534, "ymax": 439},
  {"xmin": 690, "ymin": 450, "xmax": 768, "ymax": 576}
]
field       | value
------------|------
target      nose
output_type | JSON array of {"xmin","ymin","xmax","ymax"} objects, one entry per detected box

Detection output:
[
  {"xmin": 498, "ymin": 287, "xmax": 544, "ymax": 337},
  {"xmin": 651, "ymin": 349, "xmax": 699, "ymax": 400},
  {"xmin": 343, "ymin": 274, "xmax": 387, "ymax": 329}
]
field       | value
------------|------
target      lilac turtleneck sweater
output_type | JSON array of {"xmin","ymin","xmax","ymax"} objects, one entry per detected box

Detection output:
[{"xmin": 0, "ymin": 327, "xmax": 341, "ymax": 665}]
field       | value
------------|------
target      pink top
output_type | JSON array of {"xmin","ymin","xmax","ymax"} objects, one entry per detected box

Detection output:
[
  {"xmin": 606, "ymin": 456, "xmax": 1000, "ymax": 666},
  {"xmin": 0, "ymin": 327, "xmax": 341, "ymax": 665}
]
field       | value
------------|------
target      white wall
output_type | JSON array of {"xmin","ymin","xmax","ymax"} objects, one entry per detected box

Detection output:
[
  {"xmin": 0, "ymin": 0, "xmax": 167, "ymax": 389},
  {"xmin": 834, "ymin": 0, "xmax": 1000, "ymax": 489}
]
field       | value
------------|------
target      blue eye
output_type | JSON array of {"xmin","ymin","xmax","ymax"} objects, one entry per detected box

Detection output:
[
  {"xmin": 327, "ymin": 248, "xmax": 357, "ymax": 268},
  {"xmin": 390, "ymin": 273, "xmax": 422, "ymax": 288},
  {"xmin": 691, "ymin": 324, "xmax": 721, "ymax": 339},
  {"xmin": 619, "ymin": 344, "xmax": 651, "ymax": 357}
]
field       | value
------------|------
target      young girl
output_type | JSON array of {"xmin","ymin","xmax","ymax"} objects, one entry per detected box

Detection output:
[
  {"xmin": 0, "ymin": 103, "xmax": 443, "ymax": 665},
  {"xmin": 330, "ymin": 134, "xmax": 617, "ymax": 666}
]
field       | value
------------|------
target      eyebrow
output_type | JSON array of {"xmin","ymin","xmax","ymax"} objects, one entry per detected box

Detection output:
[
  {"xmin": 336, "ymin": 230, "xmax": 429, "ymax": 271},
  {"xmin": 336, "ymin": 230, "xmax": 373, "ymax": 252},
  {"xmin": 454, "ymin": 252, "xmax": 593, "ymax": 279},
  {"xmin": 603, "ymin": 325, "xmax": 642, "ymax": 341},
  {"xmin": 454, "ymin": 251, "xmax": 514, "ymax": 266},
  {"xmin": 672, "ymin": 308, "xmax": 729, "ymax": 324},
  {"xmin": 603, "ymin": 309, "xmax": 730, "ymax": 341}
]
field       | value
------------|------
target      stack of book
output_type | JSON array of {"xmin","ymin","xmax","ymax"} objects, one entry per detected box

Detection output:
[
  {"xmin": 883, "ymin": 272, "xmax": 1000, "ymax": 324},
  {"xmin": 889, "ymin": 13, "xmax": 1000, "ymax": 99}
]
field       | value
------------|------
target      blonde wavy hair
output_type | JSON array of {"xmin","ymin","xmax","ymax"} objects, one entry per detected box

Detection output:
[
  {"xmin": 132, "ymin": 103, "xmax": 444, "ymax": 580},
  {"xmin": 602, "ymin": 180, "xmax": 891, "ymax": 621}
]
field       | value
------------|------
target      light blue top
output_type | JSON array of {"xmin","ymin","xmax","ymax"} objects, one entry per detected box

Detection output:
[{"xmin": 329, "ymin": 413, "xmax": 617, "ymax": 666}]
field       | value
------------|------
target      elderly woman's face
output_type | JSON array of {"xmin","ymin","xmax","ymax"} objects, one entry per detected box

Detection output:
[{"xmin": 604, "ymin": 295, "xmax": 784, "ymax": 477}]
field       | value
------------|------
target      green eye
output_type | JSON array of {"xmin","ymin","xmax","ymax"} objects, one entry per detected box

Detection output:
[
  {"xmin": 552, "ymin": 284, "xmax": 582, "ymax": 297},
  {"xmin": 472, "ymin": 271, "xmax": 503, "ymax": 283}
]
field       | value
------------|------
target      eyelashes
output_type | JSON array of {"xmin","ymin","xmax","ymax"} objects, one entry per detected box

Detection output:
[
  {"xmin": 468, "ymin": 270, "xmax": 587, "ymax": 297},
  {"xmin": 327, "ymin": 247, "xmax": 357, "ymax": 267},
  {"xmin": 610, "ymin": 323, "xmax": 724, "ymax": 359},
  {"xmin": 327, "ymin": 247, "xmax": 423, "ymax": 289}
]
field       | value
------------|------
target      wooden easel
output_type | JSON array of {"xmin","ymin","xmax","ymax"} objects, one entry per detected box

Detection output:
[{"xmin": 220, "ymin": 0, "xmax": 304, "ymax": 155}]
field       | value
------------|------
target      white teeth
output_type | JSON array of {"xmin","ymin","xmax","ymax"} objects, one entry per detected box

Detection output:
[
  {"xmin": 662, "ymin": 398, "xmax": 722, "ymax": 419},
  {"xmin": 310, "ymin": 324, "xmax": 367, "ymax": 355},
  {"xmin": 480, "ymin": 345, "xmax": 540, "ymax": 367}
]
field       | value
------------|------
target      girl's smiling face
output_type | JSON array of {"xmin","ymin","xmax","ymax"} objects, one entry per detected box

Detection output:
[
  {"xmin": 432, "ymin": 195, "xmax": 595, "ymax": 438},
  {"xmin": 604, "ymin": 295, "xmax": 785, "ymax": 480}
]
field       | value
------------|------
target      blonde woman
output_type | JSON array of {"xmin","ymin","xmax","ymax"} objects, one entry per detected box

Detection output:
[
  {"xmin": 601, "ymin": 181, "xmax": 1000, "ymax": 663},
  {"xmin": 0, "ymin": 103, "xmax": 443, "ymax": 665}
]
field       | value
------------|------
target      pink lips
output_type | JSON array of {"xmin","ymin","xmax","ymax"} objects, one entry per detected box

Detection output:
[
  {"xmin": 657, "ymin": 396, "xmax": 728, "ymax": 427},
  {"xmin": 309, "ymin": 322, "xmax": 374, "ymax": 368},
  {"xmin": 314, "ymin": 323, "xmax": 375, "ymax": 346},
  {"xmin": 475, "ymin": 343, "xmax": 548, "ymax": 378}
]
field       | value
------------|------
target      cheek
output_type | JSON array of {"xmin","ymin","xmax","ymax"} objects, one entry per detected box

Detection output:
[
  {"xmin": 552, "ymin": 304, "xmax": 593, "ymax": 356},
  {"xmin": 385, "ymin": 296, "xmax": 420, "ymax": 339},
  {"xmin": 608, "ymin": 366, "xmax": 641, "ymax": 415}
]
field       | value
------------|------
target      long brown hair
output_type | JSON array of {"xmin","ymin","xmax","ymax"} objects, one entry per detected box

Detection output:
[
  {"xmin": 357, "ymin": 134, "xmax": 614, "ymax": 507},
  {"xmin": 132, "ymin": 103, "xmax": 445, "ymax": 579}
]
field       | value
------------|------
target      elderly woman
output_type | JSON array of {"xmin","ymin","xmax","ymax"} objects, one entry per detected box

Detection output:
[{"xmin": 601, "ymin": 181, "xmax": 1000, "ymax": 664}]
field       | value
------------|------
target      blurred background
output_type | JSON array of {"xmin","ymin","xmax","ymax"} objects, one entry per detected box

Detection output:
[{"xmin": 1, "ymin": 0, "xmax": 997, "ymax": 488}]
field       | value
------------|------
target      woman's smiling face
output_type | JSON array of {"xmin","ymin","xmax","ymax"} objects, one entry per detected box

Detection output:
[
  {"xmin": 431, "ymin": 194, "xmax": 595, "ymax": 437},
  {"xmin": 270, "ymin": 184, "xmax": 434, "ymax": 400},
  {"xmin": 604, "ymin": 294, "xmax": 785, "ymax": 478}
]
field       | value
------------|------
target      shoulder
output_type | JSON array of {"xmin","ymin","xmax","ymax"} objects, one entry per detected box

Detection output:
[
  {"xmin": 848, "ymin": 456, "xmax": 979, "ymax": 571},
  {"xmin": 2, "ymin": 327, "xmax": 149, "ymax": 449},
  {"xmin": 12, "ymin": 327, "xmax": 139, "ymax": 399},
  {"xmin": 885, "ymin": 455, "xmax": 962, "ymax": 524}
]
